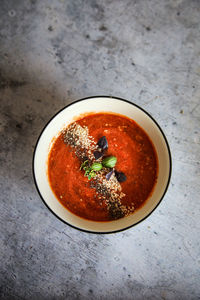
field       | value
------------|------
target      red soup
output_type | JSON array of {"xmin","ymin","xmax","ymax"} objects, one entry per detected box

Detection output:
[{"xmin": 48, "ymin": 113, "xmax": 158, "ymax": 221}]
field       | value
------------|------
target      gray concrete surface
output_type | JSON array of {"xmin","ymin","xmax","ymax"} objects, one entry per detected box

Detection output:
[{"xmin": 0, "ymin": 0, "xmax": 200, "ymax": 299}]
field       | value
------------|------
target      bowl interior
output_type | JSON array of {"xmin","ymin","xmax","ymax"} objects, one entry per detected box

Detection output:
[{"xmin": 33, "ymin": 96, "xmax": 171, "ymax": 233}]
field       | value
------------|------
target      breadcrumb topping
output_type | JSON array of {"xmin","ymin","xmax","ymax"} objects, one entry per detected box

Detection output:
[{"xmin": 62, "ymin": 122, "xmax": 134, "ymax": 219}]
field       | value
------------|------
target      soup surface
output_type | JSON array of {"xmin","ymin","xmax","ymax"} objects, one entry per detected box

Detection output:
[{"xmin": 48, "ymin": 113, "xmax": 158, "ymax": 221}]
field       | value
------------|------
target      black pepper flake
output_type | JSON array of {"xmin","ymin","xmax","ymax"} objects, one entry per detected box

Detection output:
[
  {"xmin": 63, "ymin": 131, "xmax": 78, "ymax": 147},
  {"xmin": 90, "ymin": 180, "xmax": 111, "ymax": 198},
  {"xmin": 109, "ymin": 203, "xmax": 125, "ymax": 220},
  {"xmin": 94, "ymin": 150, "xmax": 103, "ymax": 160},
  {"xmin": 82, "ymin": 156, "xmax": 88, "ymax": 162}
]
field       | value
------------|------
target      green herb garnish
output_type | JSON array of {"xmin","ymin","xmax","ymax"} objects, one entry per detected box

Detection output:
[
  {"xmin": 80, "ymin": 142, "xmax": 118, "ymax": 181},
  {"xmin": 80, "ymin": 160, "xmax": 89, "ymax": 170},
  {"xmin": 91, "ymin": 162, "xmax": 102, "ymax": 171},
  {"xmin": 80, "ymin": 160, "xmax": 98, "ymax": 180},
  {"xmin": 102, "ymin": 156, "xmax": 117, "ymax": 168}
]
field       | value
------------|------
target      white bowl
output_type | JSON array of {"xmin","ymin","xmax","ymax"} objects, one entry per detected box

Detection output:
[{"xmin": 33, "ymin": 96, "xmax": 171, "ymax": 233}]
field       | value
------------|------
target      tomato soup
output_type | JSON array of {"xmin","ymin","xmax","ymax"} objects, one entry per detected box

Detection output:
[{"xmin": 48, "ymin": 113, "xmax": 158, "ymax": 221}]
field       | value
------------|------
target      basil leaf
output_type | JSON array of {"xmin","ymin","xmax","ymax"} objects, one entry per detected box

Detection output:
[
  {"xmin": 102, "ymin": 156, "xmax": 117, "ymax": 168},
  {"xmin": 97, "ymin": 136, "xmax": 108, "ymax": 150}
]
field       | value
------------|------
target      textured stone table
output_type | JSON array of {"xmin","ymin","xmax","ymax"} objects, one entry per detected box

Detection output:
[{"xmin": 0, "ymin": 0, "xmax": 200, "ymax": 299}]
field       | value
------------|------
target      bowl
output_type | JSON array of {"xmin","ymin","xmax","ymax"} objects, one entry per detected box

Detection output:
[{"xmin": 33, "ymin": 96, "xmax": 171, "ymax": 233}]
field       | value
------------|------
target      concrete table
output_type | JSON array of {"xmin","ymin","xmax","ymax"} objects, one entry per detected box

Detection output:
[{"xmin": 0, "ymin": 0, "xmax": 199, "ymax": 299}]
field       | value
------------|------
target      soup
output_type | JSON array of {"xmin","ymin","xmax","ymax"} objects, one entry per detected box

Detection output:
[{"xmin": 48, "ymin": 113, "xmax": 158, "ymax": 221}]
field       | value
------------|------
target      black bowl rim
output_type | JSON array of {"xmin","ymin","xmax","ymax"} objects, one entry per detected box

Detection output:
[{"xmin": 32, "ymin": 95, "xmax": 172, "ymax": 234}]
